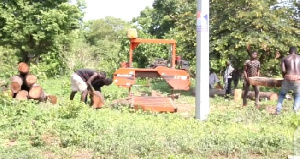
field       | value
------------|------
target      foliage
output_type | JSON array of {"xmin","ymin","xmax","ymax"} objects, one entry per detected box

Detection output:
[
  {"xmin": 133, "ymin": 0, "xmax": 300, "ymax": 76},
  {"xmin": 119, "ymin": 29, "xmax": 172, "ymax": 68},
  {"xmin": 0, "ymin": 47, "xmax": 19, "ymax": 79},
  {"xmin": 71, "ymin": 17, "xmax": 132, "ymax": 76},
  {"xmin": 0, "ymin": 77, "xmax": 299, "ymax": 158},
  {"xmin": 0, "ymin": 0, "xmax": 84, "ymax": 76}
]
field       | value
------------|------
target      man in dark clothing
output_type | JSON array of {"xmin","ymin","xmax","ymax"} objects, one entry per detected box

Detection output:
[
  {"xmin": 243, "ymin": 51, "xmax": 260, "ymax": 107},
  {"xmin": 70, "ymin": 68, "xmax": 106, "ymax": 103},
  {"xmin": 232, "ymin": 69, "xmax": 240, "ymax": 89},
  {"xmin": 84, "ymin": 78, "xmax": 113, "ymax": 103},
  {"xmin": 276, "ymin": 47, "xmax": 300, "ymax": 114},
  {"xmin": 224, "ymin": 61, "xmax": 234, "ymax": 96},
  {"xmin": 92, "ymin": 78, "xmax": 113, "ymax": 92}
]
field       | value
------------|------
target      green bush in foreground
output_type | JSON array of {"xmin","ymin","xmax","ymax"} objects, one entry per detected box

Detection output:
[{"xmin": 0, "ymin": 91, "xmax": 299, "ymax": 159}]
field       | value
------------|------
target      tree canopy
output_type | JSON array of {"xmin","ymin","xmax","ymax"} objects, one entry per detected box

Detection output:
[
  {"xmin": 132, "ymin": 0, "xmax": 300, "ymax": 76},
  {"xmin": 0, "ymin": 0, "xmax": 84, "ymax": 63}
]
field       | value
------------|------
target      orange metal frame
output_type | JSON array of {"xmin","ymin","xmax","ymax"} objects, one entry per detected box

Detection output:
[
  {"xmin": 128, "ymin": 38, "xmax": 176, "ymax": 68},
  {"xmin": 113, "ymin": 38, "xmax": 190, "ymax": 113}
]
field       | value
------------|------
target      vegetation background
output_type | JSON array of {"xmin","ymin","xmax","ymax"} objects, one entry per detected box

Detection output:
[{"xmin": 0, "ymin": 0, "xmax": 300, "ymax": 158}]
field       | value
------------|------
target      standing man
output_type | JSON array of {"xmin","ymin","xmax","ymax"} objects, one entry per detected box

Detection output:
[
  {"xmin": 275, "ymin": 47, "xmax": 300, "ymax": 114},
  {"xmin": 224, "ymin": 61, "xmax": 234, "ymax": 96},
  {"xmin": 243, "ymin": 51, "xmax": 260, "ymax": 107},
  {"xmin": 70, "ymin": 68, "xmax": 106, "ymax": 103}
]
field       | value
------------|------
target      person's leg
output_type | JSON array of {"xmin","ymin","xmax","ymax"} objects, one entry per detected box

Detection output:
[
  {"xmin": 70, "ymin": 91, "xmax": 77, "ymax": 100},
  {"xmin": 227, "ymin": 78, "xmax": 232, "ymax": 95},
  {"xmin": 70, "ymin": 74, "xmax": 79, "ymax": 100},
  {"xmin": 243, "ymin": 82, "xmax": 250, "ymax": 106},
  {"xmin": 276, "ymin": 80, "xmax": 289, "ymax": 114},
  {"xmin": 81, "ymin": 90, "xmax": 88, "ymax": 103},
  {"xmin": 293, "ymin": 93, "xmax": 300, "ymax": 113},
  {"xmin": 234, "ymin": 80, "xmax": 238, "ymax": 89},
  {"xmin": 293, "ymin": 81, "xmax": 300, "ymax": 113},
  {"xmin": 253, "ymin": 85, "xmax": 260, "ymax": 107}
]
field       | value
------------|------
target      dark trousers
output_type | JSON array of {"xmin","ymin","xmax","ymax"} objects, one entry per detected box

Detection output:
[
  {"xmin": 225, "ymin": 78, "xmax": 232, "ymax": 95},
  {"xmin": 243, "ymin": 82, "xmax": 260, "ymax": 106}
]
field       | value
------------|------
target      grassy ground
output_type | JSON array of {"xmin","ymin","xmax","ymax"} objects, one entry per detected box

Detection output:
[{"xmin": 0, "ymin": 77, "xmax": 299, "ymax": 158}]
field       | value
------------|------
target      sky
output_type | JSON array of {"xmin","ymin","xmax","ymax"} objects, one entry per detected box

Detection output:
[{"xmin": 78, "ymin": 0, "xmax": 154, "ymax": 21}]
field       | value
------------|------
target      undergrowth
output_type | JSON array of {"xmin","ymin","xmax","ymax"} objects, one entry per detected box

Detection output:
[{"xmin": 0, "ymin": 78, "xmax": 299, "ymax": 158}]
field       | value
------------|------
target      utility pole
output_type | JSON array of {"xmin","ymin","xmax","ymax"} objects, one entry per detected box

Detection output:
[{"xmin": 195, "ymin": 0, "xmax": 210, "ymax": 120}]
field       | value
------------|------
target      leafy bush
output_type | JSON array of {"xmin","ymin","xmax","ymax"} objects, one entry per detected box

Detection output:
[{"xmin": 0, "ymin": 47, "xmax": 19, "ymax": 79}]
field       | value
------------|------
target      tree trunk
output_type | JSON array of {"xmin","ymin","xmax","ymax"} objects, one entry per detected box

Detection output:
[
  {"xmin": 209, "ymin": 89, "xmax": 278, "ymax": 101},
  {"xmin": 248, "ymin": 77, "xmax": 283, "ymax": 87},
  {"xmin": 243, "ymin": 91, "xmax": 278, "ymax": 101},
  {"xmin": 16, "ymin": 90, "xmax": 29, "ymax": 100},
  {"xmin": 10, "ymin": 76, "xmax": 23, "ymax": 93}
]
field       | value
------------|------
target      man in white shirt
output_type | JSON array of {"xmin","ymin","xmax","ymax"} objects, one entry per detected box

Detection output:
[{"xmin": 209, "ymin": 69, "xmax": 220, "ymax": 89}]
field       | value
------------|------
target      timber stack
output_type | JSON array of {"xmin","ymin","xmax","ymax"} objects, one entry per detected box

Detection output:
[{"xmin": 9, "ymin": 62, "xmax": 57, "ymax": 104}]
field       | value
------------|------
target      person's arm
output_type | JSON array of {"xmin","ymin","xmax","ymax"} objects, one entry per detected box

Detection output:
[
  {"xmin": 86, "ymin": 73, "xmax": 98, "ymax": 92},
  {"xmin": 257, "ymin": 62, "xmax": 260, "ymax": 77},
  {"xmin": 243, "ymin": 62, "xmax": 248, "ymax": 83},
  {"xmin": 247, "ymin": 44, "xmax": 252, "ymax": 56},
  {"xmin": 281, "ymin": 60, "xmax": 286, "ymax": 78}
]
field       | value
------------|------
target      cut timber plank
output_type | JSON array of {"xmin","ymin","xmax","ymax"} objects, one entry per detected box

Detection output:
[{"xmin": 133, "ymin": 96, "xmax": 177, "ymax": 113}]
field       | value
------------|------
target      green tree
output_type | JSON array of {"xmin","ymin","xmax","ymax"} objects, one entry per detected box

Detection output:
[
  {"xmin": 0, "ymin": 0, "xmax": 84, "ymax": 64},
  {"xmin": 134, "ymin": 0, "xmax": 300, "ymax": 76},
  {"xmin": 72, "ymin": 17, "xmax": 132, "ymax": 76}
]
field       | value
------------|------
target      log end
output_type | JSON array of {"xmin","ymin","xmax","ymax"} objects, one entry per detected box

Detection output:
[
  {"xmin": 10, "ymin": 82, "xmax": 21, "ymax": 93},
  {"xmin": 269, "ymin": 93, "xmax": 278, "ymax": 101},
  {"xmin": 25, "ymin": 75, "xmax": 37, "ymax": 87},
  {"xmin": 16, "ymin": 90, "xmax": 29, "ymax": 100},
  {"xmin": 18, "ymin": 62, "xmax": 30, "ymax": 74},
  {"xmin": 47, "ymin": 95, "xmax": 57, "ymax": 104},
  {"xmin": 29, "ymin": 86, "xmax": 43, "ymax": 100}
]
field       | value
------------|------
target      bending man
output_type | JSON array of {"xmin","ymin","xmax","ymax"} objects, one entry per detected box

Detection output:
[{"xmin": 70, "ymin": 68, "xmax": 106, "ymax": 103}]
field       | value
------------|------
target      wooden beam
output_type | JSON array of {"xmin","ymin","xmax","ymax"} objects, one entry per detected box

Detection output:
[{"xmin": 130, "ymin": 38, "xmax": 176, "ymax": 44}]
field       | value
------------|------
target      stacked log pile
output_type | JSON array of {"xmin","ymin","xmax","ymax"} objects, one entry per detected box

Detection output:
[{"xmin": 9, "ymin": 62, "xmax": 57, "ymax": 104}]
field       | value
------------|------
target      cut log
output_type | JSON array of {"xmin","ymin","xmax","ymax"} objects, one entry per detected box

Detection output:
[
  {"xmin": 243, "ymin": 91, "xmax": 278, "ymax": 101},
  {"xmin": 10, "ymin": 76, "xmax": 23, "ymax": 93},
  {"xmin": 248, "ymin": 77, "xmax": 283, "ymax": 87},
  {"xmin": 18, "ymin": 62, "xmax": 30, "ymax": 74},
  {"xmin": 15, "ymin": 90, "xmax": 29, "ymax": 100},
  {"xmin": 209, "ymin": 89, "xmax": 278, "ymax": 101},
  {"xmin": 234, "ymin": 89, "xmax": 242, "ymax": 102},
  {"xmin": 90, "ymin": 91, "xmax": 105, "ymax": 109},
  {"xmin": 28, "ymin": 85, "xmax": 43, "ymax": 100},
  {"xmin": 47, "ymin": 95, "xmax": 57, "ymax": 104},
  {"xmin": 25, "ymin": 75, "xmax": 37, "ymax": 87}
]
